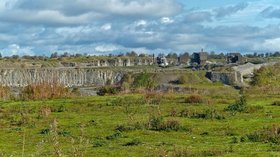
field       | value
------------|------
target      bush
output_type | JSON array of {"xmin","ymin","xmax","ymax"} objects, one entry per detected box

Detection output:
[
  {"xmin": 162, "ymin": 120, "xmax": 181, "ymax": 131},
  {"xmin": 180, "ymin": 109, "xmax": 192, "ymax": 117},
  {"xmin": 132, "ymin": 72, "xmax": 156, "ymax": 90},
  {"xmin": 272, "ymin": 101, "xmax": 280, "ymax": 106},
  {"xmin": 252, "ymin": 64, "xmax": 280, "ymax": 86},
  {"xmin": 245, "ymin": 124, "xmax": 280, "ymax": 144},
  {"xmin": 97, "ymin": 86, "xmax": 121, "ymax": 96},
  {"xmin": 225, "ymin": 96, "xmax": 247, "ymax": 112},
  {"xmin": 185, "ymin": 95, "xmax": 203, "ymax": 104},
  {"xmin": 21, "ymin": 82, "xmax": 73, "ymax": 100},
  {"xmin": 147, "ymin": 116, "xmax": 183, "ymax": 131},
  {"xmin": 148, "ymin": 116, "xmax": 163, "ymax": 131}
]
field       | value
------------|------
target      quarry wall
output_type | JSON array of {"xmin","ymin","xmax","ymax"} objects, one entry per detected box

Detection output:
[
  {"xmin": 206, "ymin": 71, "xmax": 238, "ymax": 85},
  {"xmin": 0, "ymin": 68, "xmax": 124, "ymax": 87}
]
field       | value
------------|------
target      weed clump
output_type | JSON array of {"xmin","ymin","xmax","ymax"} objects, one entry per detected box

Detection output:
[
  {"xmin": 244, "ymin": 124, "xmax": 280, "ymax": 144},
  {"xmin": 272, "ymin": 101, "xmax": 280, "ymax": 106},
  {"xmin": 97, "ymin": 86, "xmax": 121, "ymax": 96},
  {"xmin": 39, "ymin": 106, "xmax": 51, "ymax": 118},
  {"xmin": 0, "ymin": 86, "xmax": 12, "ymax": 100},
  {"xmin": 147, "ymin": 116, "xmax": 183, "ymax": 131},
  {"xmin": 225, "ymin": 96, "xmax": 247, "ymax": 112},
  {"xmin": 185, "ymin": 95, "xmax": 203, "ymax": 104}
]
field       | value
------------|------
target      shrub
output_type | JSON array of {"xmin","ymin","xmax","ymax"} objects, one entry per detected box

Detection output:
[
  {"xmin": 190, "ymin": 109, "xmax": 225, "ymax": 120},
  {"xmin": 162, "ymin": 120, "xmax": 181, "ymax": 131},
  {"xmin": 97, "ymin": 86, "xmax": 121, "ymax": 96},
  {"xmin": 132, "ymin": 72, "xmax": 156, "ymax": 90},
  {"xmin": 245, "ymin": 124, "xmax": 280, "ymax": 144},
  {"xmin": 147, "ymin": 116, "xmax": 183, "ymax": 131},
  {"xmin": 225, "ymin": 96, "xmax": 247, "ymax": 112},
  {"xmin": 148, "ymin": 116, "xmax": 163, "ymax": 131},
  {"xmin": 185, "ymin": 95, "xmax": 203, "ymax": 104},
  {"xmin": 272, "ymin": 101, "xmax": 280, "ymax": 106},
  {"xmin": 252, "ymin": 64, "xmax": 280, "ymax": 86},
  {"xmin": 21, "ymin": 82, "xmax": 73, "ymax": 100},
  {"xmin": 180, "ymin": 109, "xmax": 192, "ymax": 117}
]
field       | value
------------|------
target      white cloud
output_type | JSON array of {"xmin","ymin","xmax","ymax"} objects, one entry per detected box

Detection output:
[
  {"xmin": 101, "ymin": 23, "xmax": 111, "ymax": 31},
  {"xmin": 136, "ymin": 20, "xmax": 147, "ymax": 26},
  {"xmin": 95, "ymin": 44, "xmax": 118, "ymax": 52},
  {"xmin": 254, "ymin": 38, "xmax": 280, "ymax": 51},
  {"xmin": 160, "ymin": 17, "xmax": 174, "ymax": 24},
  {"xmin": 1, "ymin": 44, "xmax": 34, "ymax": 56}
]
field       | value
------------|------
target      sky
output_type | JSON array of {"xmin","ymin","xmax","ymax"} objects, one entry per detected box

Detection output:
[{"xmin": 0, "ymin": 0, "xmax": 280, "ymax": 56}]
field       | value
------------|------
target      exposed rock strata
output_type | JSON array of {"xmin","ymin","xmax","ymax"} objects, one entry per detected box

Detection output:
[{"xmin": 0, "ymin": 68, "xmax": 123, "ymax": 87}]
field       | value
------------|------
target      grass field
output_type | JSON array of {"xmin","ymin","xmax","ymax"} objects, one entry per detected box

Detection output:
[{"xmin": 0, "ymin": 83, "xmax": 280, "ymax": 157}]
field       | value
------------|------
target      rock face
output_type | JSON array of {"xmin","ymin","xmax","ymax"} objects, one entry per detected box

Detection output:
[
  {"xmin": 0, "ymin": 68, "xmax": 123, "ymax": 87},
  {"xmin": 206, "ymin": 71, "xmax": 236, "ymax": 85},
  {"xmin": 206, "ymin": 62, "xmax": 279, "ymax": 85}
]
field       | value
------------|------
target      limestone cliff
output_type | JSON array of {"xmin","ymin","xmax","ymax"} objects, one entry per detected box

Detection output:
[{"xmin": 0, "ymin": 68, "xmax": 123, "ymax": 87}]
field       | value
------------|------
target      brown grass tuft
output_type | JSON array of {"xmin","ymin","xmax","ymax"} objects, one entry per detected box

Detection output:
[{"xmin": 21, "ymin": 82, "xmax": 74, "ymax": 100}]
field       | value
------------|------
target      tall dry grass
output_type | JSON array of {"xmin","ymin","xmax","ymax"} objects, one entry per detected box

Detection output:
[
  {"xmin": 21, "ymin": 82, "xmax": 75, "ymax": 100},
  {"xmin": 0, "ymin": 86, "xmax": 12, "ymax": 100}
]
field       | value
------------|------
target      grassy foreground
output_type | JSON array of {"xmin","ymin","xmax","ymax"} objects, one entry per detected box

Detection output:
[{"xmin": 0, "ymin": 84, "xmax": 280, "ymax": 157}]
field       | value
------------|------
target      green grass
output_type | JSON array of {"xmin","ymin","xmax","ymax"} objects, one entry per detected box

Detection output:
[{"xmin": 0, "ymin": 85, "xmax": 279, "ymax": 156}]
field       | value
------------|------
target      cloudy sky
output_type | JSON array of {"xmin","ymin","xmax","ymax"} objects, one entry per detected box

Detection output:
[{"xmin": 0, "ymin": 0, "xmax": 280, "ymax": 56}]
